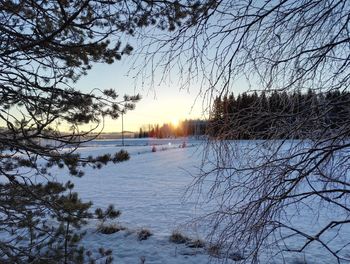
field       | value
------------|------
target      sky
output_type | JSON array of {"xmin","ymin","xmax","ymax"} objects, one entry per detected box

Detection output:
[
  {"xmin": 75, "ymin": 58, "xmax": 206, "ymax": 133},
  {"xmin": 73, "ymin": 21, "xmax": 255, "ymax": 134}
]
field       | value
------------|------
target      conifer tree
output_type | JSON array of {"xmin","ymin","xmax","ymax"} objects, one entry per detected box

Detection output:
[{"xmin": 0, "ymin": 1, "xmax": 216, "ymax": 262}]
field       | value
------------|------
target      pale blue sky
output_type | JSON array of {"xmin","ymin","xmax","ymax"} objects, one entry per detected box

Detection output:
[
  {"xmin": 75, "ymin": 59, "xmax": 206, "ymax": 132},
  {"xmin": 74, "ymin": 23, "xmax": 255, "ymax": 133}
]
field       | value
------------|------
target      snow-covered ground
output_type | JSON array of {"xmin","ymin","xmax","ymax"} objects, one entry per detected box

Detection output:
[
  {"xmin": 58, "ymin": 139, "xmax": 206, "ymax": 234},
  {"xmin": 45, "ymin": 139, "xmax": 350, "ymax": 263},
  {"xmin": 51, "ymin": 138, "xmax": 224, "ymax": 264}
]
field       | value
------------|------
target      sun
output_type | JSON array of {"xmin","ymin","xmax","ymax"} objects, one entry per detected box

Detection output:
[{"xmin": 171, "ymin": 118, "xmax": 179, "ymax": 127}]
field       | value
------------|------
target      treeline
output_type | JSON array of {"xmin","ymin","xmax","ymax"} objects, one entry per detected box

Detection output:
[
  {"xmin": 209, "ymin": 89, "xmax": 350, "ymax": 139},
  {"xmin": 136, "ymin": 119, "xmax": 207, "ymax": 138}
]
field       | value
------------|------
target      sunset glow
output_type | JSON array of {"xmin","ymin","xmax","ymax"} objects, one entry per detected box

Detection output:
[{"xmin": 171, "ymin": 118, "xmax": 179, "ymax": 127}]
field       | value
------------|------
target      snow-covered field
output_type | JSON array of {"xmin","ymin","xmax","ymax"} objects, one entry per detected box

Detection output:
[
  {"xmin": 60, "ymin": 138, "xmax": 206, "ymax": 234},
  {"xmin": 45, "ymin": 139, "xmax": 350, "ymax": 263},
  {"xmin": 52, "ymin": 138, "xmax": 223, "ymax": 264}
]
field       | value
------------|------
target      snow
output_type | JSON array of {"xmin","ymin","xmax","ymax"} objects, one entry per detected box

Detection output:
[
  {"xmin": 83, "ymin": 229, "xmax": 212, "ymax": 264},
  {"xmin": 51, "ymin": 139, "xmax": 225, "ymax": 264},
  {"xmin": 37, "ymin": 139, "xmax": 350, "ymax": 263},
  {"xmin": 57, "ymin": 140, "xmax": 205, "ymax": 232}
]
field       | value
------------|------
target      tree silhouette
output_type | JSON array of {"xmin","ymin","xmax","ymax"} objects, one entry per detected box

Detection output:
[
  {"xmin": 0, "ymin": 0, "xmax": 216, "ymax": 262},
  {"xmin": 137, "ymin": 0, "xmax": 350, "ymax": 262}
]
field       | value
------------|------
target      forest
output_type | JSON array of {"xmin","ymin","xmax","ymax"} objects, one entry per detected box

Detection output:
[
  {"xmin": 137, "ymin": 119, "xmax": 207, "ymax": 138},
  {"xmin": 136, "ymin": 89, "xmax": 350, "ymax": 140},
  {"xmin": 209, "ymin": 89, "xmax": 350, "ymax": 139}
]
